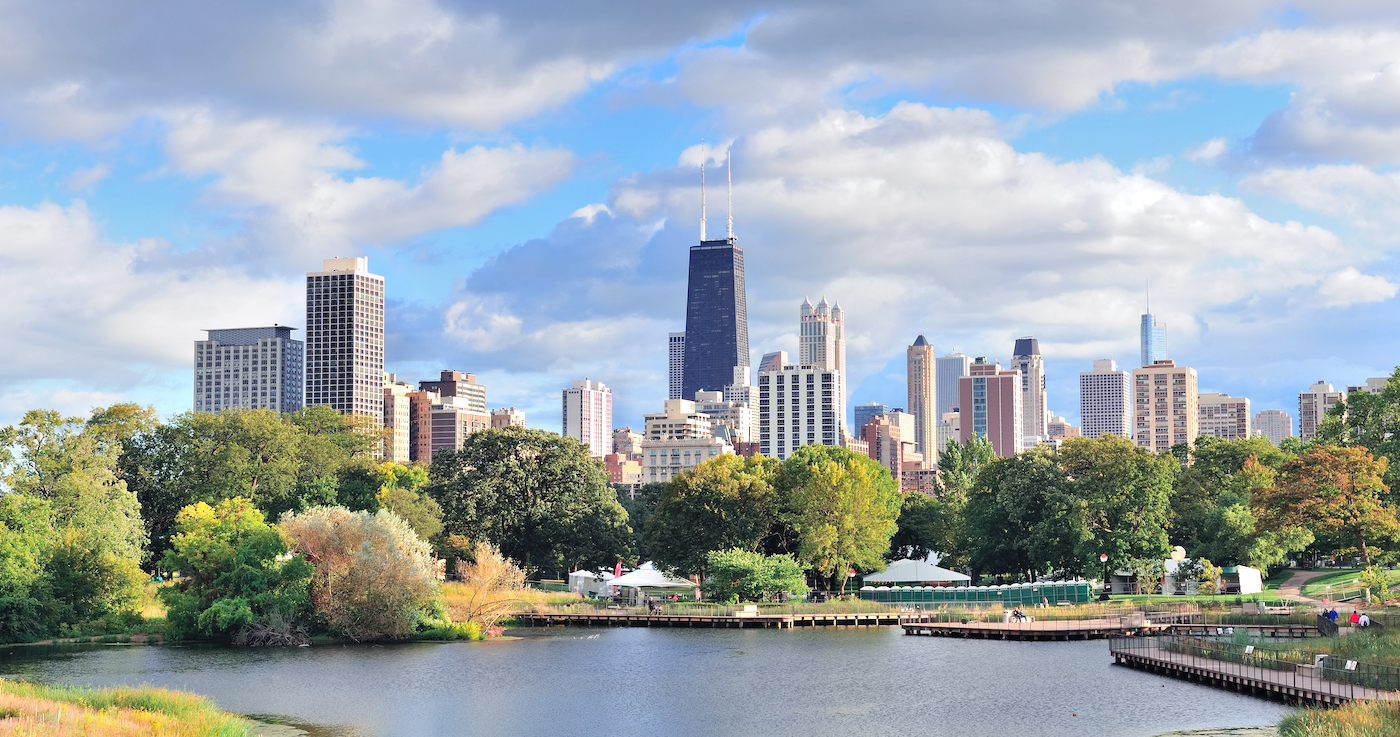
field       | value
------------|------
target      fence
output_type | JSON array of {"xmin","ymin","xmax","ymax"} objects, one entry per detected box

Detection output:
[{"xmin": 859, "ymin": 581, "xmax": 1092, "ymax": 607}]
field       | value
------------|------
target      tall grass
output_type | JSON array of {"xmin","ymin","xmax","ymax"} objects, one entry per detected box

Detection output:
[
  {"xmin": 0, "ymin": 678, "xmax": 253, "ymax": 736},
  {"xmin": 1279, "ymin": 700, "xmax": 1400, "ymax": 736}
]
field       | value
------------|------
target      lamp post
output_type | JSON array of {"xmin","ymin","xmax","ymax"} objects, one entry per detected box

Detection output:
[{"xmin": 1099, "ymin": 553, "xmax": 1111, "ymax": 601}]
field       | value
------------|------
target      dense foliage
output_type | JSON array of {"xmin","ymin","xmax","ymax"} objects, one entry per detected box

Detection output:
[{"xmin": 701, "ymin": 548, "xmax": 808, "ymax": 603}]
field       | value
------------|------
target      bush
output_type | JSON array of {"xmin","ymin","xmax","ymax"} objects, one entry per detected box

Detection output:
[
  {"xmin": 281, "ymin": 506, "xmax": 438, "ymax": 641},
  {"xmin": 443, "ymin": 541, "xmax": 527, "ymax": 630},
  {"xmin": 701, "ymin": 548, "xmax": 809, "ymax": 603},
  {"xmin": 159, "ymin": 498, "xmax": 313, "ymax": 642}
]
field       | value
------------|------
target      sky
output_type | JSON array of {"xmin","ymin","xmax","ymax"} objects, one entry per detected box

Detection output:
[{"xmin": 3, "ymin": 1, "xmax": 1400, "ymax": 435}]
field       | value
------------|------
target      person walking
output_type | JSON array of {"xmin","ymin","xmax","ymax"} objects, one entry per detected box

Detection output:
[{"xmin": 1328, "ymin": 608, "xmax": 1340, "ymax": 622}]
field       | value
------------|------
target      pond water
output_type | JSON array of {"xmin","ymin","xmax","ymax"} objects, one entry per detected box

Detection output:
[{"xmin": 1, "ymin": 627, "xmax": 1290, "ymax": 737}]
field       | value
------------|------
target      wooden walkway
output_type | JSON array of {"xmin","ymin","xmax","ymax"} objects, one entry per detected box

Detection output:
[
  {"xmin": 902, "ymin": 617, "xmax": 1169, "ymax": 641},
  {"xmin": 515, "ymin": 612, "xmax": 908, "ymax": 629},
  {"xmin": 1166, "ymin": 622, "xmax": 1318, "ymax": 638},
  {"xmin": 1112, "ymin": 642, "xmax": 1398, "ymax": 706}
]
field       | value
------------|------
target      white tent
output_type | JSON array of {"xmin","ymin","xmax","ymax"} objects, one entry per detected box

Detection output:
[
  {"xmin": 606, "ymin": 563, "xmax": 695, "ymax": 590},
  {"xmin": 863, "ymin": 554, "xmax": 971, "ymax": 585},
  {"xmin": 568, "ymin": 569, "xmax": 615, "ymax": 595}
]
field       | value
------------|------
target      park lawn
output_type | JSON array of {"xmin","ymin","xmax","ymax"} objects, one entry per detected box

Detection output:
[
  {"xmin": 1301, "ymin": 569, "xmax": 1400, "ymax": 599},
  {"xmin": 0, "ymin": 679, "xmax": 253, "ymax": 736}
]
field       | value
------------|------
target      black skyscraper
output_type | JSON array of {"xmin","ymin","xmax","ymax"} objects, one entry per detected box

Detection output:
[{"xmin": 681, "ymin": 235, "xmax": 749, "ymax": 400}]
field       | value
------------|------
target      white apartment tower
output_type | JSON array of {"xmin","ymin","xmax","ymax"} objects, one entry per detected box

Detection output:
[
  {"xmin": 1254, "ymin": 409, "xmax": 1293, "ymax": 446},
  {"xmin": 563, "ymin": 379, "xmax": 612, "ymax": 458},
  {"xmin": 1012, "ymin": 337, "xmax": 1049, "ymax": 450},
  {"xmin": 305, "ymin": 257, "xmax": 385, "ymax": 420},
  {"xmin": 382, "ymin": 373, "xmax": 413, "ymax": 462},
  {"xmin": 906, "ymin": 335, "xmax": 935, "ymax": 465},
  {"xmin": 799, "ymin": 297, "xmax": 846, "ymax": 396},
  {"xmin": 1198, "ymin": 393, "xmax": 1252, "ymax": 441},
  {"xmin": 194, "ymin": 326, "xmax": 304, "ymax": 413},
  {"xmin": 1079, "ymin": 359, "xmax": 1132, "ymax": 439},
  {"xmin": 1132, "ymin": 360, "xmax": 1199, "ymax": 453},
  {"xmin": 668, "ymin": 332, "xmax": 686, "ymax": 400},
  {"xmin": 935, "ymin": 350, "xmax": 972, "ymax": 420},
  {"xmin": 1298, "ymin": 381, "xmax": 1346, "ymax": 441},
  {"xmin": 757, "ymin": 362, "xmax": 845, "ymax": 460}
]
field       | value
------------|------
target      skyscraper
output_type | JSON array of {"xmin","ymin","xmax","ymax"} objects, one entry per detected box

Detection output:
[
  {"xmin": 1198, "ymin": 393, "xmax": 1252, "ymax": 441},
  {"xmin": 1132, "ymin": 359, "xmax": 1199, "ymax": 453},
  {"xmin": 1011, "ymin": 337, "xmax": 1048, "ymax": 450},
  {"xmin": 1140, "ymin": 313, "xmax": 1167, "ymax": 367},
  {"xmin": 799, "ymin": 296, "xmax": 846, "ymax": 396},
  {"xmin": 563, "ymin": 379, "xmax": 612, "ymax": 458},
  {"xmin": 305, "ymin": 257, "xmax": 385, "ymax": 420},
  {"xmin": 668, "ymin": 332, "xmax": 685, "ymax": 400},
  {"xmin": 194, "ymin": 326, "xmax": 303, "ymax": 413},
  {"xmin": 853, "ymin": 402, "xmax": 890, "ymax": 432},
  {"xmin": 959, "ymin": 358, "xmax": 1023, "ymax": 458},
  {"xmin": 1298, "ymin": 381, "xmax": 1345, "ymax": 441},
  {"xmin": 906, "ymin": 335, "xmax": 935, "ymax": 463},
  {"xmin": 1079, "ymin": 359, "xmax": 1131, "ymax": 439},
  {"xmin": 935, "ymin": 350, "xmax": 971, "ymax": 421},
  {"xmin": 681, "ymin": 155, "xmax": 749, "ymax": 400},
  {"xmin": 1254, "ymin": 409, "xmax": 1293, "ymax": 446}
]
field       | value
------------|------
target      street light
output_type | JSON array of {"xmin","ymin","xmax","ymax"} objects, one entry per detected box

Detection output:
[{"xmin": 1099, "ymin": 553, "xmax": 1111, "ymax": 601}]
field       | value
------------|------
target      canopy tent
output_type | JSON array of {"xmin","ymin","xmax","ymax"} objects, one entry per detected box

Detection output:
[
  {"xmin": 568, "ymin": 569, "xmax": 615, "ymax": 596},
  {"xmin": 606, "ymin": 563, "xmax": 695, "ymax": 590},
  {"xmin": 863, "ymin": 555, "xmax": 971, "ymax": 586}
]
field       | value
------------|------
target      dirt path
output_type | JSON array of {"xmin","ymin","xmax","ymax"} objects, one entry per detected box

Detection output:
[{"xmin": 1276, "ymin": 569, "xmax": 1336, "ymax": 603}]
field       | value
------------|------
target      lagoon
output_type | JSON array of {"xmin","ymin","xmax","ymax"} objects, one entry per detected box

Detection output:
[{"xmin": 1, "ymin": 627, "xmax": 1289, "ymax": 736}]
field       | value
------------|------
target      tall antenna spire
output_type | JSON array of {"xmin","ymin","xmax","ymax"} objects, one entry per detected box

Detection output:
[
  {"xmin": 726, "ymin": 149, "xmax": 734, "ymax": 239},
  {"xmin": 1146, "ymin": 277, "xmax": 1150, "ymax": 314},
  {"xmin": 700, "ymin": 146, "xmax": 707, "ymax": 242}
]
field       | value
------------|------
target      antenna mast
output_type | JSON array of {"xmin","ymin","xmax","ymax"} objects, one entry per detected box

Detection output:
[
  {"xmin": 727, "ymin": 150, "xmax": 734, "ymax": 239},
  {"xmin": 700, "ymin": 146, "xmax": 707, "ymax": 242}
]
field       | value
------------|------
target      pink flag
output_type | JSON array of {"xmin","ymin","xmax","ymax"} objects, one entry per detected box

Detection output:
[{"xmin": 614, "ymin": 561, "xmax": 623, "ymax": 578}]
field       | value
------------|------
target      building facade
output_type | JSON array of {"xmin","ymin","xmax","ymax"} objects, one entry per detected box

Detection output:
[
  {"xmin": 722, "ymin": 366, "xmax": 760, "ymax": 441},
  {"xmin": 799, "ymin": 296, "xmax": 847, "ymax": 396},
  {"xmin": 1299, "ymin": 381, "xmax": 1345, "ymax": 441},
  {"xmin": 1140, "ymin": 313, "xmax": 1167, "ymax": 367},
  {"xmin": 383, "ymin": 373, "xmax": 413, "ymax": 462},
  {"xmin": 1012, "ymin": 337, "xmax": 1048, "ymax": 451},
  {"xmin": 959, "ymin": 358, "xmax": 1023, "ymax": 458},
  {"xmin": 906, "ymin": 335, "xmax": 935, "ymax": 463},
  {"xmin": 934, "ymin": 409, "xmax": 961, "ymax": 458},
  {"xmin": 1047, "ymin": 415, "xmax": 1081, "ymax": 441},
  {"xmin": 1132, "ymin": 360, "xmax": 1199, "ymax": 453},
  {"xmin": 935, "ymin": 350, "xmax": 971, "ymax": 422},
  {"xmin": 853, "ymin": 402, "xmax": 889, "ymax": 434},
  {"xmin": 428, "ymin": 397, "xmax": 490, "ymax": 457},
  {"xmin": 644, "ymin": 398, "xmax": 714, "ymax": 441},
  {"xmin": 668, "ymin": 332, "xmax": 686, "ymax": 400},
  {"xmin": 407, "ymin": 389, "xmax": 438, "ymax": 462},
  {"xmin": 1253, "ymin": 409, "xmax": 1293, "ymax": 446},
  {"xmin": 642, "ymin": 436, "xmax": 733, "ymax": 483},
  {"xmin": 1347, "ymin": 378, "xmax": 1389, "ymax": 395},
  {"xmin": 1198, "ymin": 393, "xmax": 1252, "ymax": 441},
  {"xmin": 305, "ymin": 257, "xmax": 384, "ymax": 420},
  {"xmin": 563, "ymin": 379, "xmax": 612, "ymax": 458},
  {"xmin": 1079, "ymin": 359, "xmax": 1132, "ymax": 439},
  {"xmin": 418, "ymin": 370, "xmax": 487, "ymax": 413},
  {"xmin": 757, "ymin": 363, "xmax": 845, "ymax": 460},
  {"xmin": 194, "ymin": 326, "xmax": 303, "ymax": 413},
  {"xmin": 682, "ymin": 236, "xmax": 749, "ymax": 400},
  {"xmin": 490, "ymin": 407, "xmax": 526, "ymax": 428},
  {"xmin": 695, "ymin": 390, "xmax": 753, "ymax": 443},
  {"xmin": 862, "ymin": 415, "xmax": 916, "ymax": 484}
]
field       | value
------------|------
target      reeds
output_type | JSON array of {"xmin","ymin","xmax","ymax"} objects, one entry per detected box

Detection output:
[
  {"xmin": 1279, "ymin": 700, "xmax": 1400, "ymax": 736},
  {"xmin": 0, "ymin": 678, "xmax": 253, "ymax": 736}
]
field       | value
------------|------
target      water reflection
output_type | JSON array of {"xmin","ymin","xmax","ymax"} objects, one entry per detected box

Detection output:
[{"xmin": 1, "ymin": 628, "xmax": 1289, "ymax": 737}]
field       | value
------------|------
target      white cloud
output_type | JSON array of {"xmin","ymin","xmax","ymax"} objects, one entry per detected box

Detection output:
[
  {"xmin": 1185, "ymin": 138, "xmax": 1228, "ymax": 161},
  {"xmin": 1317, "ymin": 266, "xmax": 1398, "ymax": 307},
  {"xmin": 570, "ymin": 203, "xmax": 612, "ymax": 223}
]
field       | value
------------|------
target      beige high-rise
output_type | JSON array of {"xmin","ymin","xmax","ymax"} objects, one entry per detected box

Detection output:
[
  {"xmin": 1298, "ymin": 381, "xmax": 1345, "ymax": 441},
  {"xmin": 906, "ymin": 335, "xmax": 935, "ymax": 467},
  {"xmin": 1198, "ymin": 393, "xmax": 1251, "ymax": 441},
  {"xmin": 1012, "ymin": 337, "xmax": 1048, "ymax": 451},
  {"xmin": 1132, "ymin": 360, "xmax": 1199, "ymax": 453},
  {"xmin": 799, "ymin": 296, "xmax": 846, "ymax": 397},
  {"xmin": 382, "ymin": 373, "xmax": 413, "ymax": 462}
]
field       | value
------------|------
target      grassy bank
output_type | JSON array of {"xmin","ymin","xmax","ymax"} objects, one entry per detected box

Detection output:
[
  {"xmin": 0, "ymin": 678, "xmax": 253, "ymax": 736},
  {"xmin": 1279, "ymin": 700, "xmax": 1400, "ymax": 736}
]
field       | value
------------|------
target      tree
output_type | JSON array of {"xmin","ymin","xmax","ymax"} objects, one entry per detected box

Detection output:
[
  {"xmin": 701, "ymin": 548, "xmax": 809, "ymax": 603},
  {"xmin": 936, "ymin": 436, "xmax": 996, "ymax": 497},
  {"xmin": 451, "ymin": 541, "xmax": 527, "ymax": 631},
  {"xmin": 0, "ymin": 494, "xmax": 51, "ymax": 642},
  {"xmin": 427, "ymin": 426, "xmax": 631, "ymax": 576},
  {"xmin": 776, "ymin": 445, "xmax": 901, "ymax": 592},
  {"xmin": 963, "ymin": 447, "xmax": 1083, "ymax": 580},
  {"xmin": 1060, "ymin": 435, "xmax": 1175, "ymax": 574},
  {"xmin": 887, "ymin": 491, "xmax": 954, "ymax": 563},
  {"xmin": 644, "ymin": 454, "xmax": 779, "ymax": 577},
  {"xmin": 159, "ymin": 498, "xmax": 313, "ymax": 641},
  {"xmin": 617, "ymin": 482, "xmax": 665, "ymax": 562},
  {"xmin": 1319, "ymin": 367, "xmax": 1400, "ymax": 502},
  {"xmin": 281, "ymin": 506, "xmax": 438, "ymax": 641},
  {"xmin": 1254, "ymin": 445, "xmax": 1399, "ymax": 564}
]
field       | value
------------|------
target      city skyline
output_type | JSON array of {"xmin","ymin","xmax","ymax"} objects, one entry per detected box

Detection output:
[{"xmin": 4, "ymin": 4, "xmax": 1400, "ymax": 437}]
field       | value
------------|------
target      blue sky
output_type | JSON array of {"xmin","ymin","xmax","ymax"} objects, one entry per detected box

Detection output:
[{"xmin": 2, "ymin": 1, "xmax": 1399, "ymax": 440}]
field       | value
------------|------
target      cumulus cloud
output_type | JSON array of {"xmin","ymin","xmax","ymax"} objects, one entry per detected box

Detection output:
[
  {"xmin": 1185, "ymin": 138, "xmax": 1228, "ymax": 161},
  {"xmin": 61, "ymin": 163, "xmax": 109, "ymax": 192},
  {"xmin": 1317, "ymin": 266, "xmax": 1397, "ymax": 307}
]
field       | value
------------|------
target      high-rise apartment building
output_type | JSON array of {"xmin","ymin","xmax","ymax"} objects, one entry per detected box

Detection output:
[
  {"xmin": 695, "ymin": 390, "xmax": 753, "ymax": 443},
  {"xmin": 642, "ymin": 435, "xmax": 733, "ymax": 483},
  {"xmin": 1011, "ymin": 337, "xmax": 1048, "ymax": 451},
  {"xmin": 722, "ymin": 366, "xmax": 760, "ymax": 441},
  {"xmin": 1347, "ymin": 377, "xmax": 1389, "ymax": 395},
  {"xmin": 854, "ymin": 402, "xmax": 889, "ymax": 433},
  {"xmin": 194, "ymin": 326, "xmax": 303, "ymax": 413},
  {"xmin": 1131, "ymin": 360, "xmax": 1199, "ymax": 453},
  {"xmin": 1298, "ymin": 381, "xmax": 1345, "ymax": 441},
  {"xmin": 563, "ymin": 379, "xmax": 612, "ymax": 458},
  {"xmin": 407, "ymin": 389, "xmax": 438, "ymax": 463},
  {"xmin": 1140, "ymin": 313, "xmax": 1167, "ymax": 367},
  {"xmin": 382, "ymin": 373, "xmax": 413, "ymax": 462},
  {"xmin": 1079, "ymin": 359, "xmax": 1132, "ymax": 439},
  {"xmin": 1047, "ymin": 415, "xmax": 1080, "ymax": 441},
  {"xmin": 757, "ymin": 362, "xmax": 845, "ymax": 460},
  {"xmin": 418, "ymin": 370, "xmax": 486, "ymax": 413},
  {"xmin": 906, "ymin": 335, "xmax": 935, "ymax": 463},
  {"xmin": 668, "ymin": 332, "xmax": 686, "ymax": 400},
  {"xmin": 959, "ymin": 358, "xmax": 1023, "ymax": 458},
  {"xmin": 305, "ymin": 257, "xmax": 385, "ymax": 419},
  {"xmin": 934, "ymin": 409, "xmax": 961, "ymax": 458},
  {"xmin": 861, "ymin": 415, "xmax": 917, "ymax": 484},
  {"xmin": 612, "ymin": 427, "xmax": 644, "ymax": 458},
  {"xmin": 644, "ymin": 398, "xmax": 714, "ymax": 441},
  {"xmin": 1198, "ymin": 393, "xmax": 1251, "ymax": 441},
  {"xmin": 1254, "ymin": 409, "xmax": 1293, "ymax": 446},
  {"xmin": 936, "ymin": 350, "xmax": 971, "ymax": 420},
  {"xmin": 800, "ymin": 296, "xmax": 847, "ymax": 396},
  {"xmin": 490, "ymin": 407, "xmax": 526, "ymax": 428},
  {"xmin": 428, "ymin": 397, "xmax": 490, "ymax": 457}
]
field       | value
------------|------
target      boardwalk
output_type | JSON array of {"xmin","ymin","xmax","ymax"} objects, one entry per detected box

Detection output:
[
  {"xmin": 902, "ymin": 616, "xmax": 1169, "ymax": 641},
  {"xmin": 514, "ymin": 611, "xmax": 908, "ymax": 629},
  {"xmin": 1111, "ymin": 639, "xmax": 1400, "ymax": 706}
]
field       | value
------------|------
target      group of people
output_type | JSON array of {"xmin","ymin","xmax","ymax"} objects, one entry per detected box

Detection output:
[{"xmin": 1325, "ymin": 608, "xmax": 1372, "ymax": 627}]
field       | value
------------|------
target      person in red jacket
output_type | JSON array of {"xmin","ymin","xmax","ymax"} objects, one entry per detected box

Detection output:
[{"xmin": 1350, "ymin": 610, "xmax": 1361, "ymax": 625}]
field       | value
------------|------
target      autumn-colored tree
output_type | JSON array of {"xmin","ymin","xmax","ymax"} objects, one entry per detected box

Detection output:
[{"xmin": 1254, "ymin": 445, "xmax": 1398, "ymax": 564}]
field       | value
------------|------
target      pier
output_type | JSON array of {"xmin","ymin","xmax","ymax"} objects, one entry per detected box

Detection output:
[
  {"xmin": 902, "ymin": 616, "xmax": 1169, "ymax": 641},
  {"xmin": 514, "ymin": 611, "xmax": 909, "ymax": 629}
]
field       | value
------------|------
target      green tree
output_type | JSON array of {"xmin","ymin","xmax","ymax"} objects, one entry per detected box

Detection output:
[
  {"xmin": 1060, "ymin": 435, "xmax": 1175, "ymax": 574},
  {"xmin": 887, "ymin": 492, "xmax": 952, "ymax": 562},
  {"xmin": 963, "ymin": 447, "xmax": 1083, "ymax": 580},
  {"xmin": 1319, "ymin": 367, "xmax": 1400, "ymax": 502},
  {"xmin": 0, "ymin": 494, "xmax": 52, "ymax": 642},
  {"xmin": 776, "ymin": 445, "xmax": 901, "ymax": 592},
  {"xmin": 617, "ymin": 482, "xmax": 665, "ymax": 562},
  {"xmin": 700, "ymin": 548, "xmax": 809, "ymax": 602},
  {"xmin": 159, "ymin": 498, "xmax": 313, "ymax": 641},
  {"xmin": 1254, "ymin": 445, "xmax": 1399, "ymax": 564},
  {"xmin": 427, "ymin": 426, "xmax": 631, "ymax": 576},
  {"xmin": 371, "ymin": 462, "xmax": 443, "ymax": 542},
  {"xmin": 936, "ymin": 436, "xmax": 996, "ymax": 497},
  {"xmin": 644, "ymin": 455, "xmax": 779, "ymax": 577}
]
